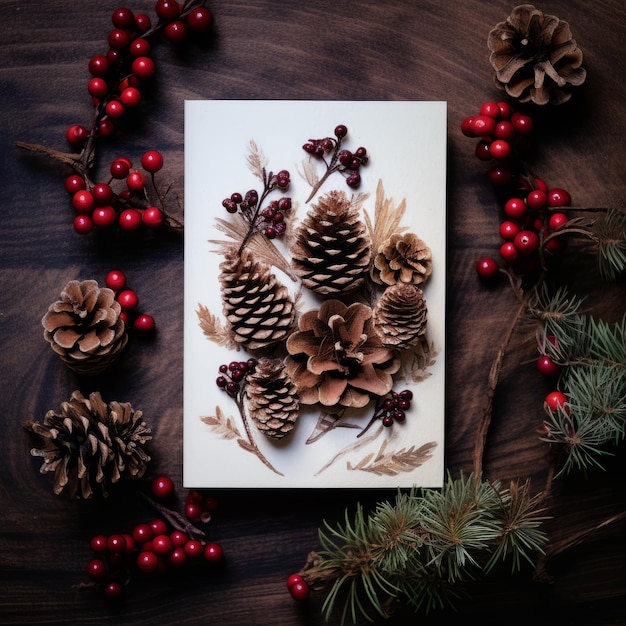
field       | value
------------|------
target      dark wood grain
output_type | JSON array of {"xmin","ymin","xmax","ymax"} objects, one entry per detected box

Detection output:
[{"xmin": 1, "ymin": 1, "xmax": 624, "ymax": 624}]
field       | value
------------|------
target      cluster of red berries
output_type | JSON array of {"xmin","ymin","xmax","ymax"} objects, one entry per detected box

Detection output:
[
  {"xmin": 85, "ymin": 476, "xmax": 223, "ymax": 600},
  {"xmin": 216, "ymin": 359, "xmax": 258, "ymax": 398},
  {"xmin": 380, "ymin": 389, "xmax": 413, "ymax": 427},
  {"xmin": 463, "ymin": 102, "xmax": 572, "ymax": 281},
  {"xmin": 303, "ymin": 124, "xmax": 368, "ymax": 190},
  {"xmin": 105, "ymin": 269, "xmax": 155, "ymax": 333},
  {"xmin": 66, "ymin": 150, "xmax": 168, "ymax": 235},
  {"xmin": 184, "ymin": 488, "xmax": 220, "ymax": 524},
  {"xmin": 222, "ymin": 173, "xmax": 292, "ymax": 240},
  {"xmin": 63, "ymin": 2, "xmax": 213, "ymax": 235},
  {"xmin": 286, "ymin": 573, "xmax": 310, "ymax": 601}
]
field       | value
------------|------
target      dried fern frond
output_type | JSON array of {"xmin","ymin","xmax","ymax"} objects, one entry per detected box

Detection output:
[{"xmin": 364, "ymin": 179, "xmax": 408, "ymax": 257}]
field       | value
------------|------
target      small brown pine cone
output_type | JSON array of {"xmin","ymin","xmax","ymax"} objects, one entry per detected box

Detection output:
[
  {"xmin": 488, "ymin": 4, "xmax": 586, "ymax": 105},
  {"xmin": 24, "ymin": 390, "xmax": 152, "ymax": 499},
  {"xmin": 373, "ymin": 283, "xmax": 428, "ymax": 349},
  {"xmin": 371, "ymin": 232, "xmax": 432, "ymax": 286},
  {"xmin": 290, "ymin": 190, "xmax": 371, "ymax": 295},
  {"xmin": 245, "ymin": 357, "xmax": 300, "ymax": 439},
  {"xmin": 219, "ymin": 249, "xmax": 295, "ymax": 351},
  {"xmin": 42, "ymin": 279, "xmax": 128, "ymax": 375}
]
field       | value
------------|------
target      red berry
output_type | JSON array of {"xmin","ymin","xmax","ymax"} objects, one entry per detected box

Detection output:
[
  {"xmin": 287, "ymin": 574, "xmax": 304, "ymax": 590},
  {"xmin": 526, "ymin": 189, "xmax": 548, "ymax": 211},
  {"xmin": 470, "ymin": 115, "xmax": 496, "ymax": 137},
  {"xmin": 499, "ymin": 220, "xmax": 520, "ymax": 240},
  {"xmin": 150, "ymin": 518, "xmax": 168, "ymax": 536},
  {"xmin": 203, "ymin": 543, "xmax": 224, "ymax": 563},
  {"xmin": 92, "ymin": 206, "xmax": 117, "ymax": 228},
  {"xmin": 105, "ymin": 270, "xmax": 126, "ymax": 290},
  {"xmin": 135, "ymin": 13, "xmax": 152, "ymax": 32},
  {"xmin": 547, "ymin": 187, "xmax": 572, "ymax": 207},
  {"xmin": 130, "ymin": 37, "xmax": 152, "ymax": 57},
  {"xmin": 120, "ymin": 87, "xmax": 141, "ymax": 107},
  {"xmin": 90, "ymin": 534, "xmax": 108, "ymax": 554},
  {"xmin": 155, "ymin": 0, "xmax": 181, "ymax": 21},
  {"xmin": 511, "ymin": 112, "xmax": 533, "ymax": 134},
  {"xmin": 479, "ymin": 101, "xmax": 501, "ymax": 119},
  {"xmin": 185, "ymin": 501, "xmax": 203, "ymax": 522},
  {"xmin": 169, "ymin": 547, "xmax": 187, "ymax": 567},
  {"xmin": 142, "ymin": 207, "xmax": 165, "ymax": 228},
  {"xmin": 475, "ymin": 140, "xmax": 492, "ymax": 161},
  {"xmin": 151, "ymin": 475, "xmax": 174, "ymax": 500},
  {"xmin": 183, "ymin": 540, "xmax": 204, "ymax": 558},
  {"xmin": 289, "ymin": 580, "xmax": 310, "ymax": 601},
  {"xmin": 65, "ymin": 174, "xmax": 86, "ymax": 194},
  {"xmin": 487, "ymin": 165, "xmax": 512, "ymax": 186},
  {"xmin": 475, "ymin": 257, "xmax": 499, "ymax": 280},
  {"xmin": 164, "ymin": 20, "xmax": 188, "ymax": 43},
  {"xmin": 134, "ymin": 313, "xmax": 155, "ymax": 333},
  {"xmin": 88, "ymin": 54, "xmax": 110, "ymax": 77},
  {"xmin": 497, "ymin": 101, "xmax": 513, "ymax": 120},
  {"xmin": 119, "ymin": 208, "xmax": 142, "ymax": 230},
  {"xmin": 86, "ymin": 558, "xmax": 108, "ymax": 582},
  {"xmin": 494, "ymin": 120, "xmax": 515, "ymax": 141},
  {"xmin": 170, "ymin": 531, "xmax": 190, "ymax": 548},
  {"xmin": 72, "ymin": 190, "xmax": 95, "ymax": 214},
  {"xmin": 334, "ymin": 124, "xmax": 348, "ymax": 138},
  {"xmin": 152, "ymin": 534, "xmax": 173, "ymax": 556},
  {"xmin": 88, "ymin": 77, "xmax": 109, "ymax": 99},
  {"xmin": 117, "ymin": 289, "xmax": 139, "ymax": 310},
  {"xmin": 66, "ymin": 124, "xmax": 88, "ymax": 146},
  {"xmin": 73, "ymin": 214, "xmax": 94, "ymax": 234},
  {"xmin": 107, "ymin": 534, "xmax": 127, "ymax": 553},
  {"xmin": 141, "ymin": 150, "xmax": 164, "ymax": 172},
  {"xmin": 105, "ymin": 99, "xmax": 125, "ymax": 118},
  {"xmin": 499, "ymin": 241, "xmax": 519, "ymax": 264},
  {"xmin": 488, "ymin": 139, "xmax": 511, "ymax": 160},
  {"xmin": 549, "ymin": 212, "xmax": 569, "ymax": 230},
  {"xmin": 460, "ymin": 116, "xmax": 475, "ymax": 137},
  {"xmin": 504, "ymin": 197, "xmax": 526, "ymax": 220},
  {"xmin": 537, "ymin": 355, "xmax": 560, "ymax": 377},
  {"xmin": 186, "ymin": 7, "xmax": 213, "ymax": 32},
  {"xmin": 126, "ymin": 170, "xmax": 146, "ymax": 191},
  {"xmin": 137, "ymin": 550, "xmax": 160, "ymax": 573},
  {"xmin": 108, "ymin": 28, "xmax": 131, "ymax": 50},
  {"xmin": 513, "ymin": 230, "xmax": 539, "ymax": 255},
  {"xmin": 104, "ymin": 581, "xmax": 124, "ymax": 599},
  {"xmin": 98, "ymin": 118, "xmax": 116, "ymax": 138},
  {"xmin": 544, "ymin": 391, "xmax": 569, "ymax": 413},
  {"xmin": 132, "ymin": 523, "xmax": 154, "ymax": 545},
  {"xmin": 132, "ymin": 56, "xmax": 156, "ymax": 80},
  {"xmin": 92, "ymin": 182, "xmax": 114, "ymax": 206},
  {"xmin": 111, "ymin": 7, "xmax": 135, "ymax": 29},
  {"xmin": 110, "ymin": 157, "xmax": 132, "ymax": 178}
]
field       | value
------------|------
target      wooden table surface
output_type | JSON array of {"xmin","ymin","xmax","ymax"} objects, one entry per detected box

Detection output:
[{"xmin": 1, "ymin": 1, "xmax": 624, "ymax": 624}]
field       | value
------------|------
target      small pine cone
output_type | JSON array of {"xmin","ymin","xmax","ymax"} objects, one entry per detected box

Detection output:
[
  {"xmin": 24, "ymin": 390, "xmax": 152, "ymax": 499},
  {"xmin": 290, "ymin": 190, "xmax": 371, "ymax": 295},
  {"xmin": 220, "ymin": 249, "xmax": 295, "ymax": 351},
  {"xmin": 371, "ymin": 232, "xmax": 432, "ymax": 286},
  {"xmin": 245, "ymin": 357, "xmax": 300, "ymax": 439},
  {"xmin": 42, "ymin": 279, "xmax": 128, "ymax": 375},
  {"xmin": 373, "ymin": 283, "xmax": 428, "ymax": 349}
]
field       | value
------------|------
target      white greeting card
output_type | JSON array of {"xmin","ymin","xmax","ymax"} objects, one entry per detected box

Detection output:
[{"xmin": 183, "ymin": 100, "xmax": 447, "ymax": 488}]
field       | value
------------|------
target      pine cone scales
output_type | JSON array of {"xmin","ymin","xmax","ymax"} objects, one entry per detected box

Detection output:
[
  {"xmin": 373, "ymin": 283, "xmax": 428, "ymax": 349},
  {"xmin": 371, "ymin": 232, "xmax": 432, "ymax": 286},
  {"xmin": 245, "ymin": 357, "xmax": 300, "ymax": 439},
  {"xmin": 25, "ymin": 390, "xmax": 152, "ymax": 499},
  {"xmin": 42, "ymin": 280, "xmax": 128, "ymax": 375},
  {"xmin": 219, "ymin": 249, "xmax": 295, "ymax": 351},
  {"xmin": 291, "ymin": 190, "xmax": 371, "ymax": 295}
]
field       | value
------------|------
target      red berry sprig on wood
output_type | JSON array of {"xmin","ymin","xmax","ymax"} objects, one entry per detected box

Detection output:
[
  {"xmin": 16, "ymin": 1, "xmax": 214, "ymax": 236},
  {"xmin": 105, "ymin": 269, "xmax": 155, "ymax": 333}
]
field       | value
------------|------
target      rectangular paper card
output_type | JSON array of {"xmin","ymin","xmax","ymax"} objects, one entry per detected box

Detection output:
[{"xmin": 184, "ymin": 100, "xmax": 447, "ymax": 488}]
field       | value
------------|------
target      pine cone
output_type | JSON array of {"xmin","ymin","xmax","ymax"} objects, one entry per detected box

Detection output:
[
  {"xmin": 371, "ymin": 232, "xmax": 432, "ymax": 286},
  {"xmin": 219, "ymin": 248, "xmax": 295, "ymax": 351},
  {"xmin": 290, "ymin": 190, "xmax": 371, "ymax": 295},
  {"xmin": 42, "ymin": 279, "xmax": 128, "ymax": 375},
  {"xmin": 245, "ymin": 357, "xmax": 300, "ymax": 439},
  {"xmin": 373, "ymin": 283, "xmax": 428, "ymax": 350},
  {"xmin": 285, "ymin": 300, "xmax": 401, "ymax": 409},
  {"xmin": 24, "ymin": 390, "xmax": 152, "ymax": 499},
  {"xmin": 488, "ymin": 4, "xmax": 586, "ymax": 105}
]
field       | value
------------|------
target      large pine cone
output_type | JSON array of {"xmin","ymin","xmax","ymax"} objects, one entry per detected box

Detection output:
[
  {"xmin": 373, "ymin": 283, "xmax": 428, "ymax": 350},
  {"xmin": 219, "ymin": 249, "xmax": 295, "ymax": 351},
  {"xmin": 371, "ymin": 232, "xmax": 432, "ymax": 286},
  {"xmin": 245, "ymin": 357, "xmax": 300, "ymax": 439},
  {"xmin": 42, "ymin": 280, "xmax": 128, "ymax": 375},
  {"xmin": 285, "ymin": 300, "xmax": 401, "ymax": 409},
  {"xmin": 25, "ymin": 390, "xmax": 152, "ymax": 499},
  {"xmin": 290, "ymin": 190, "xmax": 371, "ymax": 295},
  {"xmin": 488, "ymin": 4, "xmax": 586, "ymax": 105}
]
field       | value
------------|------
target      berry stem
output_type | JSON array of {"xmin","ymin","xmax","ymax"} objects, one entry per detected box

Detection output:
[
  {"xmin": 305, "ymin": 141, "xmax": 342, "ymax": 204},
  {"xmin": 137, "ymin": 491, "xmax": 208, "ymax": 541}
]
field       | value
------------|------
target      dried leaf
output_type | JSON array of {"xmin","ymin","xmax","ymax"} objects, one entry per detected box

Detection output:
[
  {"xmin": 397, "ymin": 337, "xmax": 438, "ymax": 383},
  {"xmin": 347, "ymin": 440, "xmax": 437, "ymax": 476},
  {"xmin": 364, "ymin": 179, "xmax": 408, "ymax": 255},
  {"xmin": 200, "ymin": 406, "xmax": 241, "ymax": 439},
  {"xmin": 246, "ymin": 140, "xmax": 268, "ymax": 180},
  {"xmin": 196, "ymin": 304, "xmax": 238, "ymax": 348},
  {"xmin": 306, "ymin": 411, "xmax": 362, "ymax": 444}
]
